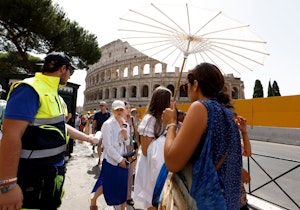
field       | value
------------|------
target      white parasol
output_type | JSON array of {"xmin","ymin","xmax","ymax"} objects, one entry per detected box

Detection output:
[{"xmin": 119, "ymin": 3, "xmax": 269, "ymax": 99}]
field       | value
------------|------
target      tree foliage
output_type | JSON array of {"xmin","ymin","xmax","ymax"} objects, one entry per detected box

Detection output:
[
  {"xmin": 0, "ymin": 0, "xmax": 101, "ymax": 72},
  {"xmin": 0, "ymin": 52, "xmax": 42, "ymax": 74},
  {"xmin": 267, "ymin": 80, "xmax": 281, "ymax": 97},
  {"xmin": 267, "ymin": 81, "xmax": 273, "ymax": 97},
  {"xmin": 253, "ymin": 79, "xmax": 264, "ymax": 98},
  {"xmin": 272, "ymin": 80, "xmax": 281, "ymax": 96}
]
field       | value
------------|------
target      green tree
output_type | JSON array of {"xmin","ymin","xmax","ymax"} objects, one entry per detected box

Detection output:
[
  {"xmin": 0, "ymin": 0, "xmax": 101, "ymax": 72},
  {"xmin": 267, "ymin": 80, "xmax": 274, "ymax": 97},
  {"xmin": 0, "ymin": 52, "xmax": 42, "ymax": 74},
  {"xmin": 272, "ymin": 80, "xmax": 281, "ymax": 96},
  {"xmin": 253, "ymin": 79, "xmax": 264, "ymax": 98}
]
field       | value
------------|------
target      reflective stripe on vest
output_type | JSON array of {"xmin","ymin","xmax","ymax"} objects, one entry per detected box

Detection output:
[
  {"xmin": 30, "ymin": 115, "xmax": 65, "ymax": 126},
  {"xmin": 20, "ymin": 144, "xmax": 66, "ymax": 159}
]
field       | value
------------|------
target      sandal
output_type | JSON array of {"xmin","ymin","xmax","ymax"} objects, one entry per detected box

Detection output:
[
  {"xmin": 127, "ymin": 199, "xmax": 134, "ymax": 206},
  {"xmin": 90, "ymin": 205, "xmax": 98, "ymax": 210}
]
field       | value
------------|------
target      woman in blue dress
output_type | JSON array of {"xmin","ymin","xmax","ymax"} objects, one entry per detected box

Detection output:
[{"xmin": 161, "ymin": 63, "xmax": 242, "ymax": 209}]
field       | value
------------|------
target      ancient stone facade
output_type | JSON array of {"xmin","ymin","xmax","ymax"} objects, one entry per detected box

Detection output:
[{"xmin": 83, "ymin": 40, "xmax": 244, "ymax": 111}]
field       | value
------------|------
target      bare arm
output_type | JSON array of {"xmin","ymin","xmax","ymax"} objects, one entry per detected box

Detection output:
[
  {"xmin": 236, "ymin": 116, "xmax": 252, "ymax": 157},
  {"xmin": 66, "ymin": 124, "xmax": 93, "ymax": 143},
  {"xmin": 162, "ymin": 101, "xmax": 208, "ymax": 172},
  {"xmin": 92, "ymin": 119, "xmax": 96, "ymax": 134},
  {"xmin": 0, "ymin": 119, "xmax": 27, "ymax": 179},
  {"xmin": 140, "ymin": 135, "xmax": 153, "ymax": 156},
  {"xmin": 0, "ymin": 119, "xmax": 28, "ymax": 209}
]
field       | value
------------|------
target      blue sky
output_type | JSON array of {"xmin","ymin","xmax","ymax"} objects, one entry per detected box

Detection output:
[{"xmin": 55, "ymin": 0, "xmax": 300, "ymax": 106}]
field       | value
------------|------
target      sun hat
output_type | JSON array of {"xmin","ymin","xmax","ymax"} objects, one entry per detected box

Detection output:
[
  {"xmin": 112, "ymin": 100, "xmax": 125, "ymax": 110},
  {"xmin": 131, "ymin": 108, "xmax": 138, "ymax": 114}
]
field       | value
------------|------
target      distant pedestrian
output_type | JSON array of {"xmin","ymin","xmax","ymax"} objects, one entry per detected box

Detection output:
[
  {"xmin": 123, "ymin": 101, "xmax": 138, "ymax": 207},
  {"xmin": 75, "ymin": 113, "xmax": 81, "ymax": 131}
]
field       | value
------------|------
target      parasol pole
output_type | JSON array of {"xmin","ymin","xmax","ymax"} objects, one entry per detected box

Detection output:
[
  {"xmin": 173, "ymin": 55, "xmax": 187, "ymax": 101},
  {"xmin": 173, "ymin": 38, "xmax": 191, "ymax": 101}
]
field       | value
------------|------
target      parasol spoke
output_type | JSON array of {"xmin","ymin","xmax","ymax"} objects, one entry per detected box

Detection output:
[
  {"xmin": 192, "ymin": 53, "xmax": 199, "ymax": 67},
  {"xmin": 151, "ymin": 3, "xmax": 188, "ymax": 35},
  {"xmin": 119, "ymin": 18, "xmax": 176, "ymax": 34},
  {"xmin": 205, "ymin": 50, "xmax": 242, "ymax": 74},
  {"xmin": 171, "ymin": 51, "xmax": 183, "ymax": 67},
  {"xmin": 132, "ymin": 40, "xmax": 179, "ymax": 59},
  {"xmin": 130, "ymin": 39, "xmax": 178, "ymax": 47},
  {"xmin": 209, "ymin": 47, "xmax": 255, "ymax": 71},
  {"xmin": 211, "ymin": 44, "xmax": 265, "ymax": 65},
  {"xmin": 208, "ymin": 37, "xmax": 267, "ymax": 44},
  {"xmin": 186, "ymin": 4, "xmax": 191, "ymax": 35},
  {"xmin": 148, "ymin": 45, "xmax": 180, "ymax": 62},
  {"xmin": 128, "ymin": 6, "xmax": 186, "ymax": 35},
  {"xmin": 200, "ymin": 25, "xmax": 250, "ymax": 37},
  {"xmin": 121, "ymin": 36, "xmax": 176, "ymax": 40},
  {"xmin": 119, "ymin": 28, "xmax": 176, "ymax": 37},
  {"xmin": 210, "ymin": 41, "xmax": 270, "ymax": 55},
  {"xmin": 193, "ymin": 11, "xmax": 223, "ymax": 35},
  {"xmin": 132, "ymin": 40, "xmax": 175, "ymax": 53},
  {"xmin": 197, "ymin": 51, "xmax": 230, "ymax": 74}
]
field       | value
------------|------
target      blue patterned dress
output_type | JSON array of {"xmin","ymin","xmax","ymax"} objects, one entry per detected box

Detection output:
[{"xmin": 190, "ymin": 100, "xmax": 242, "ymax": 210}]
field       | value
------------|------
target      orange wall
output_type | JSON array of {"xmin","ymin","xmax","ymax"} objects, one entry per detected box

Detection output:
[
  {"xmin": 137, "ymin": 95, "xmax": 300, "ymax": 128},
  {"xmin": 233, "ymin": 95, "xmax": 300, "ymax": 128}
]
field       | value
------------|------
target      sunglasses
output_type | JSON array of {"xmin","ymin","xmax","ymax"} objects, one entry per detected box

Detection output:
[
  {"xmin": 67, "ymin": 66, "xmax": 74, "ymax": 76},
  {"xmin": 131, "ymin": 111, "xmax": 138, "ymax": 114}
]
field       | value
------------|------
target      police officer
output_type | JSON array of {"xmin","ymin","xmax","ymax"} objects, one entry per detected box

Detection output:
[{"xmin": 0, "ymin": 52, "xmax": 94, "ymax": 210}]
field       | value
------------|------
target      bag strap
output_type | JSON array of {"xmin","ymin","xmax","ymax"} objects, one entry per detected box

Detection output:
[{"xmin": 130, "ymin": 116, "xmax": 136, "ymax": 141}]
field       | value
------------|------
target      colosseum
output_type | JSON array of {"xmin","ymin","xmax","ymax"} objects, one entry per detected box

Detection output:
[{"xmin": 83, "ymin": 39, "xmax": 245, "ymax": 111}]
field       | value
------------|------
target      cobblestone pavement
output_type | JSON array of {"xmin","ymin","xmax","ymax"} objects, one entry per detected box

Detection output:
[{"xmin": 60, "ymin": 141, "xmax": 144, "ymax": 210}]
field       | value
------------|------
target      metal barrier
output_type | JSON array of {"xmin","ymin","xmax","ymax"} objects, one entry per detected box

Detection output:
[{"xmin": 246, "ymin": 154, "xmax": 300, "ymax": 209}]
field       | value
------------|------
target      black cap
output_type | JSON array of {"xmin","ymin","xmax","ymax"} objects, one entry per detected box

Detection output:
[{"xmin": 43, "ymin": 52, "xmax": 76, "ymax": 72}]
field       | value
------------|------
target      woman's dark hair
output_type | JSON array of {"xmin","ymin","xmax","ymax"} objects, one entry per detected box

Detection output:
[
  {"xmin": 187, "ymin": 63, "xmax": 230, "ymax": 104},
  {"xmin": 146, "ymin": 86, "xmax": 172, "ymax": 138}
]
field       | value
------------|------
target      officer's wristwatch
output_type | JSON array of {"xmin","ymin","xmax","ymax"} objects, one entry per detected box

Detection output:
[{"xmin": 0, "ymin": 183, "xmax": 17, "ymax": 194}]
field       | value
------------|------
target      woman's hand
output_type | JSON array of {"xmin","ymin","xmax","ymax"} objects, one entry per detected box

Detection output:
[
  {"xmin": 162, "ymin": 101, "xmax": 177, "ymax": 125},
  {"xmin": 118, "ymin": 158, "xmax": 127, "ymax": 168},
  {"xmin": 242, "ymin": 168, "xmax": 251, "ymax": 184},
  {"xmin": 236, "ymin": 116, "xmax": 247, "ymax": 133}
]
